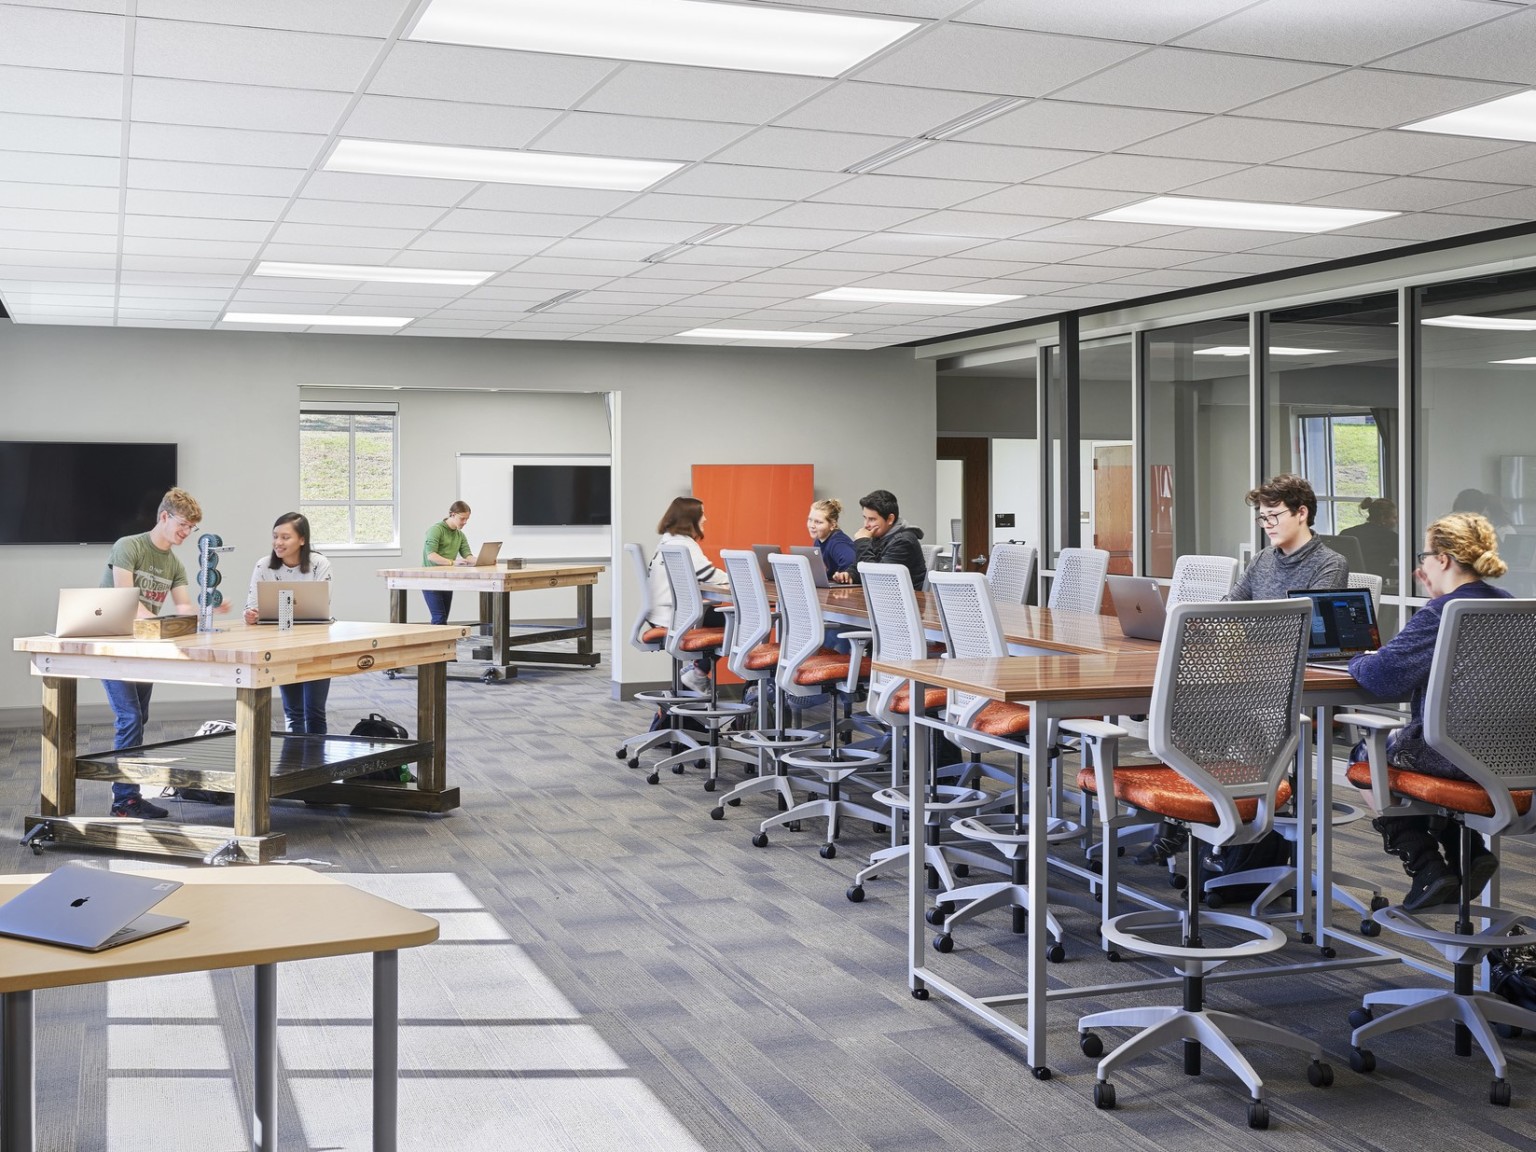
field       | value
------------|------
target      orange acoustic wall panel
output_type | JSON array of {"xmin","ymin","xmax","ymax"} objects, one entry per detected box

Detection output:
[{"xmin": 691, "ymin": 464, "xmax": 815, "ymax": 570}]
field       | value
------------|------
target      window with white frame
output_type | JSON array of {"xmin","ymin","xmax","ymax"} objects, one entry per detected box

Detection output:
[
  {"xmin": 299, "ymin": 404, "xmax": 399, "ymax": 548},
  {"xmin": 1297, "ymin": 411, "xmax": 1383, "ymax": 534}
]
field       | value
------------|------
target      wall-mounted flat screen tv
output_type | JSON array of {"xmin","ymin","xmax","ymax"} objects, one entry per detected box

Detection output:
[
  {"xmin": 0, "ymin": 441, "xmax": 178, "ymax": 545},
  {"xmin": 512, "ymin": 464, "xmax": 611, "ymax": 526}
]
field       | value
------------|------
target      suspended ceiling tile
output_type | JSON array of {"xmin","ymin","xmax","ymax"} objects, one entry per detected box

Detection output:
[
  {"xmin": 1023, "ymin": 220, "xmax": 1184, "ymax": 245},
  {"xmin": 835, "ymin": 232, "xmax": 987, "ymax": 256},
  {"xmin": 1279, "ymin": 129, "xmax": 1520, "ymax": 176},
  {"xmin": 610, "ymin": 193, "xmax": 789, "ymax": 225},
  {"xmin": 808, "ymin": 173, "xmax": 1007, "ymax": 209},
  {"xmin": 1031, "ymin": 152, "xmax": 1248, "ymax": 192},
  {"xmin": 1054, "ymin": 48, "xmax": 1338, "ymax": 114},
  {"xmin": 956, "ymin": 0, "xmax": 1255, "ymax": 43},
  {"xmin": 0, "ymin": 149, "xmax": 120, "ymax": 185},
  {"xmin": 750, "ymin": 201, "xmax": 926, "ymax": 230},
  {"xmin": 954, "ymin": 183, "xmax": 1146, "ymax": 217},
  {"xmin": 1373, "ymin": 6, "xmax": 1536, "ymax": 85},
  {"xmin": 1418, "ymin": 145, "xmax": 1536, "ymax": 186},
  {"xmin": 139, "ymin": 0, "xmax": 412, "ymax": 37},
  {"xmin": 130, "ymin": 77, "xmax": 350, "ymax": 133},
  {"xmin": 0, "ymin": 64, "xmax": 121, "ymax": 118},
  {"xmin": 1134, "ymin": 227, "xmax": 1311, "ymax": 252},
  {"xmin": 789, "ymin": 250, "xmax": 928, "ymax": 271},
  {"xmin": 0, "ymin": 4, "xmax": 124, "ymax": 72},
  {"xmin": 269, "ymin": 221, "xmax": 424, "ymax": 248},
  {"xmin": 368, "ymin": 42, "xmax": 618, "ymax": 107},
  {"xmin": 1336, "ymin": 211, "xmax": 1517, "ymax": 238},
  {"xmin": 533, "ymin": 112, "xmax": 754, "ymax": 162},
  {"xmin": 133, "ymin": 20, "xmax": 383, "ymax": 90},
  {"xmin": 1234, "ymin": 69, "xmax": 1522, "ymax": 129},
  {"xmin": 433, "ymin": 208, "xmax": 592, "ymax": 237},
  {"xmin": 0, "ymin": 180, "xmax": 120, "ymax": 211},
  {"xmin": 880, "ymin": 141, "xmax": 1089, "ymax": 183},
  {"xmin": 122, "ymin": 188, "xmax": 288, "ymax": 219},
  {"xmin": 0, "ymin": 111, "xmax": 121, "ymax": 155},
  {"xmin": 125, "ymin": 158, "xmax": 306, "ymax": 196},
  {"xmin": 1431, "ymin": 188, "xmax": 1536, "ymax": 220},
  {"xmin": 853, "ymin": 23, "xmax": 1143, "ymax": 97},
  {"xmin": 774, "ymin": 81, "xmax": 999, "ymax": 138},
  {"xmin": 122, "ymin": 236, "xmax": 260, "ymax": 259},
  {"xmin": 960, "ymin": 238, "xmax": 1112, "ymax": 262},
  {"xmin": 655, "ymin": 163, "xmax": 850, "ymax": 202},
  {"xmin": 301, "ymin": 169, "xmax": 477, "ymax": 206},
  {"xmin": 1172, "ymin": 0, "xmax": 1501, "ymax": 66},
  {"xmin": 342, "ymin": 95, "xmax": 561, "ymax": 150},
  {"xmin": 1072, "ymin": 245, "xmax": 1223, "ymax": 268},
  {"xmin": 407, "ymin": 232, "xmax": 549, "ymax": 256},
  {"xmin": 1120, "ymin": 116, "xmax": 1367, "ymax": 164},
  {"xmin": 284, "ymin": 199, "xmax": 446, "ymax": 229},
  {"xmin": 1174, "ymin": 164, "xmax": 1388, "ymax": 203},
  {"xmin": 1310, "ymin": 174, "xmax": 1522, "ymax": 212},
  {"xmin": 957, "ymin": 101, "xmax": 1203, "ymax": 152},
  {"xmin": 887, "ymin": 210, "xmax": 1053, "ymax": 238},
  {"xmin": 0, "ymin": 207, "xmax": 118, "ymax": 234},
  {"xmin": 579, "ymin": 63, "xmax": 827, "ymax": 124},
  {"xmin": 1249, "ymin": 233, "xmax": 1414, "ymax": 259},
  {"xmin": 1174, "ymin": 252, "xmax": 1321, "ymax": 274},
  {"xmin": 710, "ymin": 126, "xmax": 907, "ymax": 172},
  {"xmin": 128, "ymin": 122, "xmax": 325, "ymax": 168}
]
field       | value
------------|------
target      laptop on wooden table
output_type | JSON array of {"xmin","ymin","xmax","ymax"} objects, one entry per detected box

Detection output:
[
  {"xmin": 788, "ymin": 545, "xmax": 831, "ymax": 588},
  {"xmin": 51, "ymin": 587, "xmax": 140, "ymax": 638},
  {"xmin": 256, "ymin": 581, "xmax": 333, "ymax": 624},
  {"xmin": 470, "ymin": 540, "xmax": 502, "ymax": 566},
  {"xmin": 0, "ymin": 864, "xmax": 187, "ymax": 951},
  {"xmin": 1105, "ymin": 575, "xmax": 1168, "ymax": 642},
  {"xmin": 1288, "ymin": 587, "xmax": 1381, "ymax": 668}
]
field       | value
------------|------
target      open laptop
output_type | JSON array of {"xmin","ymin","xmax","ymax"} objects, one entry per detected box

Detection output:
[
  {"xmin": 255, "ymin": 580, "xmax": 332, "ymax": 624},
  {"xmin": 0, "ymin": 864, "xmax": 186, "ymax": 951},
  {"xmin": 788, "ymin": 545, "xmax": 831, "ymax": 589},
  {"xmin": 1288, "ymin": 587, "xmax": 1381, "ymax": 667},
  {"xmin": 52, "ymin": 587, "xmax": 141, "ymax": 638},
  {"xmin": 751, "ymin": 544, "xmax": 780, "ymax": 582},
  {"xmin": 470, "ymin": 540, "xmax": 502, "ymax": 567},
  {"xmin": 1106, "ymin": 575, "xmax": 1167, "ymax": 642}
]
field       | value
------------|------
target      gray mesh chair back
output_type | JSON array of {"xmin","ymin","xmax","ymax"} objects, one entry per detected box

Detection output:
[
  {"xmin": 766, "ymin": 552, "xmax": 827, "ymax": 699},
  {"xmin": 986, "ymin": 544, "xmax": 1037, "ymax": 606},
  {"xmin": 1169, "ymin": 554, "xmax": 1239, "ymax": 606},
  {"xmin": 860, "ymin": 562, "xmax": 927, "ymax": 725},
  {"xmin": 1347, "ymin": 570, "xmax": 1383, "ymax": 609},
  {"xmin": 1049, "ymin": 547, "xmax": 1110, "ymax": 614},
  {"xmin": 928, "ymin": 571, "xmax": 1006, "ymax": 725},
  {"xmin": 721, "ymin": 549, "xmax": 773, "ymax": 678},
  {"xmin": 1148, "ymin": 599, "xmax": 1312, "ymax": 848},
  {"xmin": 625, "ymin": 542, "xmax": 661, "ymax": 650},
  {"xmin": 659, "ymin": 543, "xmax": 708, "ymax": 662},
  {"xmin": 1425, "ymin": 599, "xmax": 1536, "ymax": 838}
]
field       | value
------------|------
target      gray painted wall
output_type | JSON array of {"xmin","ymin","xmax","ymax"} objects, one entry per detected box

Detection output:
[{"xmin": 1, "ymin": 321, "xmax": 935, "ymax": 720}]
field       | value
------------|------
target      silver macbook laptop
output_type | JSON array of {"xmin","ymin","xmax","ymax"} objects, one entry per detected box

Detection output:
[
  {"xmin": 788, "ymin": 545, "xmax": 831, "ymax": 589},
  {"xmin": 1288, "ymin": 587, "xmax": 1381, "ymax": 667},
  {"xmin": 1106, "ymin": 575, "xmax": 1167, "ymax": 642},
  {"xmin": 256, "ymin": 580, "xmax": 332, "ymax": 624},
  {"xmin": 0, "ymin": 864, "xmax": 186, "ymax": 952},
  {"xmin": 751, "ymin": 544, "xmax": 780, "ymax": 582},
  {"xmin": 471, "ymin": 540, "xmax": 502, "ymax": 567},
  {"xmin": 52, "ymin": 587, "xmax": 141, "ymax": 638}
]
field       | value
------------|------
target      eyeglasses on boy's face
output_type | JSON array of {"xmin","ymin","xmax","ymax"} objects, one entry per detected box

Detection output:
[{"xmin": 1254, "ymin": 508, "xmax": 1294, "ymax": 528}]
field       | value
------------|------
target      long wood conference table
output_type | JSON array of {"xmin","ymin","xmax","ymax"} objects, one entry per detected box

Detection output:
[
  {"xmin": 0, "ymin": 866, "xmax": 437, "ymax": 1152},
  {"xmin": 12, "ymin": 621, "xmax": 470, "ymax": 863}
]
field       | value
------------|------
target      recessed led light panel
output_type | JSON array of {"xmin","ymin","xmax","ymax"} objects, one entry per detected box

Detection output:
[
  {"xmin": 1092, "ymin": 197, "xmax": 1397, "ymax": 233},
  {"xmin": 222, "ymin": 313, "xmax": 414, "ymax": 327},
  {"xmin": 811, "ymin": 288, "xmax": 1024, "ymax": 306},
  {"xmin": 254, "ymin": 262, "xmax": 491, "ymax": 286},
  {"xmin": 325, "ymin": 139, "xmax": 682, "ymax": 190},
  {"xmin": 678, "ymin": 328, "xmax": 848, "ymax": 341},
  {"xmin": 1403, "ymin": 92, "xmax": 1536, "ymax": 143}
]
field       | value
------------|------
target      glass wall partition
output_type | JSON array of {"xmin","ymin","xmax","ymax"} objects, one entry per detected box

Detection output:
[
  {"xmin": 1417, "ymin": 270, "xmax": 1536, "ymax": 598},
  {"xmin": 1143, "ymin": 318, "xmax": 1252, "ymax": 579}
]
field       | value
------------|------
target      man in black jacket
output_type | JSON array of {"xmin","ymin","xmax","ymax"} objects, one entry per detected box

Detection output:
[{"xmin": 837, "ymin": 489, "xmax": 928, "ymax": 589}]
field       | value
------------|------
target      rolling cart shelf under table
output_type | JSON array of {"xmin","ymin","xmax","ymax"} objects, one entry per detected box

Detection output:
[
  {"xmin": 378, "ymin": 563, "xmax": 604, "ymax": 681},
  {"xmin": 12, "ymin": 621, "xmax": 468, "ymax": 864}
]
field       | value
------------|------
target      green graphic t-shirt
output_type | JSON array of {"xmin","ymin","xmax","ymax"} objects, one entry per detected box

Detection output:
[
  {"xmin": 422, "ymin": 521, "xmax": 470, "ymax": 567},
  {"xmin": 100, "ymin": 532, "xmax": 187, "ymax": 615}
]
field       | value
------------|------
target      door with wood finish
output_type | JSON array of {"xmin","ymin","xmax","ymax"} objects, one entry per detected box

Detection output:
[{"xmin": 1093, "ymin": 443, "xmax": 1134, "ymax": 579}]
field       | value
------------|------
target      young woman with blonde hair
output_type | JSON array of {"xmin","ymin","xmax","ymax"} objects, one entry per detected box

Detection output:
[
  {"xmin": 1349, "ymin": 511, "xmax": 1511, "ymax": 910},
  {"xmin": 806, "ymin": 498, "xmax": 856, "ymax": 581}
]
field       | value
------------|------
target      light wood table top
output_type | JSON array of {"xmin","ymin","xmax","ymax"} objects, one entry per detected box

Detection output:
[
  {"xmin": 0, "ymin": 867, "xmax": 438, "ymax": 994},
  {"xmin": 377, "ymin": 562, "xmax": 604, "ymax": 592}
]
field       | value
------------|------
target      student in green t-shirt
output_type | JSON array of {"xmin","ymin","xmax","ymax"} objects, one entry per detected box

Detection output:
[
  {"xmin": 421, "ymin": 500, "xmax": 473, "ymax": 624},
  {"xmin": 98, "ymin": 486, "xmax": 202, "ymax": 819}
]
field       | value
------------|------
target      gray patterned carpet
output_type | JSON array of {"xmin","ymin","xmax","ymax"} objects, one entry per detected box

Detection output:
[{"xmin": 2, "ymin": 629, "xmax": 1535, "ymax": 1150}]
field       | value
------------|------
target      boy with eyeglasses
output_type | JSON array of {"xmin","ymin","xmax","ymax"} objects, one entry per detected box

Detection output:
[
  {"xmin": 98, "ymin": 487, "xmax": 203, "ymax": 819},
  {"xmin": 1137, "ymin": 473, "xmax": 1346, "ymax": 865}
]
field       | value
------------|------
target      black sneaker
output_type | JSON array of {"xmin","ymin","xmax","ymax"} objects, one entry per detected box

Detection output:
[
  {"xmin": 1133, "ymin": 822, "xmax": 1187, "ymax": 866},
  {"xmin": 109, "ymin": 795, "xmax": 169, "ymax": 819},
  {"xmin": 1465, "ymin": 845, "xmax": 1500, "ymax": 897},
  {"xmin": 1402, "ymin": 856, "xmax": 1459, "ymax": 912}
]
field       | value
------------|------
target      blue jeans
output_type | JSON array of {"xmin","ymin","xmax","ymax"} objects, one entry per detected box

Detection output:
[
  {"xmin": 103, "ymin": 679, "xmax": 153, "ymax": 802},
  {"xmin": 423, "ymin": 589, "xmax": 453, "ymax": 626},
  {"xmin": 279, "ymin": 679, "xmax": 331, "ymax": 735}
]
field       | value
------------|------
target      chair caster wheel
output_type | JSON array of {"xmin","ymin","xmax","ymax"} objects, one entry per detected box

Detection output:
[
  {"xmin": 627, "ymin": 757, "xmax": 640, "ymax": 770},
  {"xmin": 671, "ymin": 764, "xmax": 686, "ymax": 774},
  {"xmin": 1308, "ymin": 1061, "xmax": 1334, "ymax": 1088},
  {"xmin": 1495, "ymin": 1023, "xmax": 1523, "ymax": 1039},
  {"xmin": 872, "ymin": 823, "xmax": 888, "ymax": 833},
  {"xmin": 912, "ymin": 987, "xmax": 929, "ymax": 1001},
  {"xmin": 1370, "ymin": 894, "xmax": 1390, "ymax": 912},
  {"xmin": 1347, "ymin": 1007, "xmax": 1372, "ymax": 1030},
  {"xmin": 614, "ymin": 747, "xmax": 626, "ymax": 759},
  {"xmin": 1170, "ymin": 873, "xmax": 1187, "ymax": 890},
  {"xmin": 1107, "ymin": 949, "xmax": 1122, "ymax": 963},
  {"xmin": 1350, "ymin": 1047, "xmax": 1375, "ymax": 1073},
  {"xmin": 1319, "ymin": 945, "xmax": 1337, "ymax": 959},
  {"xmin": 1093, "ymin": 1081, "xmax": 1115, "ymax": 1109},
  {"xmin": 1080, "ymin": 1032, "xmax": 1103, "ymax": 1058},
  {"xmin": 926, "ymin": 907, "xmax": 947, "ymax": 926},
  {"xmin": 727, "ymin": 797, "xmax": 741, "ymax": 806},
  {"xmin": 787, "ymin": 821, "xmax": 802, "ymax": 832},
  {"xmin": 954, "ymin": 864, "xmax": 969, "ymax": 878},
  {"xmin": 1491, "ymin": 1078, "xmax": 1512, "ymax": 1107},
  {"xmin": 752, "ymin": 832, "xmax": 769, "ymax": 848},
  {"xmin": 710, "ymin": 807, "xmax": 724, "ymax": 821},
  {"xmin": 846, "ymin": 885, "xmax": 864, "ymax": 903},
  {"xmin": 1031, "ymin": 1066, "xmax": 1051, "ymax": 1081},
  {"xmin": 1046, "ymin": 943, "xmax": 1066, "ymax": 963},
  {"xmin": 1247, "ymin": 1100, "xmax": 1269, "ymax": 1130},
  {"xmin": 1299, "ymin": 932, "xmax": 1313, "ymax": 944},
  {"xmin": 819, "ymin": 844, "xmax": 837, "ymax": 859},
  {"xmin": 704, "ymin": 779, "xmax": 716, "ymax": 792},
  {"xmin": 933, "ymin": 933, "xmax": 954, "ymax": 953},
  {"xmin": 1360, "ymin": 919, "xmax": 1380, "ymax": 937},
  {"xmin": 645, "ymin": 772, "xmax": 660, "ymax": 785},
  {"xmin": 1205, "ymin": 891, "xmax": 1225, "ymax": 909}
]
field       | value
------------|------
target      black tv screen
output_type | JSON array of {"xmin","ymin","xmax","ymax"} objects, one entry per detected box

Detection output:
[
  {"xmin": 512, "ymin": 464, "xmax": 611, "ymax": 527},
  {"xmin": 0, "ymin": 441, "xmax": 178, "ymax": 545}
]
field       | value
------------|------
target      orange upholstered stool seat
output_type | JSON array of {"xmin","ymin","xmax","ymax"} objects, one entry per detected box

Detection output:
[
  {"xmin": 677, "ymin": 627, "xmax": 726, "ymax": 652},
  {"xmin": 640, "ymin": 626, "xmax": 667, "ymax": 644},
  {"xmin": 1078, "ymin": 766, "xmax": 1292, "ymax": 826},
  {"xmin": 1344, "ymin": 761, "xmax": 1532, "ymax": 818},
  {"xmin": 793, "ymin": 648, "xmax": 871, "ymax": 686},
  {"xmin": 891, "ymin": 686, "xmax": 947, "ymax": 714},
  {"xmin": 972, "ymin": 701, "xmax": 1031, "ymax": 737},
  {"xmin": 744, "ymin": 642, "xmax": 779, "ymax": 670}
]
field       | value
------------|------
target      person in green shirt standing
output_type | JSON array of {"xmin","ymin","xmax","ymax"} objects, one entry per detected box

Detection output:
[
  {"xmin": 100, "ymin": 486, "xmax": 203, "ymax": 819},
  {"xmin": 422, "ymin": 500, "xmax": 473, "ymax": 624}
]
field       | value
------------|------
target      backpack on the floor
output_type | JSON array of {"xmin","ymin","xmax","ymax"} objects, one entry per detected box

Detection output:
[
  {"xmin": 1490, "ymin": 929, "xmax": 1536, "ymax": 1013},
  {"xmin": 1198, "ymin": 830, "xmax": 1293, "ymax": 906},
  {"xmin": 350, "ymin": 713, "xmax": 417, "ymax": 783}
]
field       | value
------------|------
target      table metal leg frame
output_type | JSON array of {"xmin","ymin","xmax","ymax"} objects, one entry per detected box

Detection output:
[
  {"xmin": 374, "ymin": 950, "xmax": 399, "ymax": 1152},
  {"xmin": 2, "ymin": 990, "xmax": 33, "ymax": 1152}
]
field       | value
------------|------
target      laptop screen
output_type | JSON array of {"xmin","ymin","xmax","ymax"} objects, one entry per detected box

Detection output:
[{"xmin": 1287, "ymin": 588, "xmax": 1380, "ymax": 658}]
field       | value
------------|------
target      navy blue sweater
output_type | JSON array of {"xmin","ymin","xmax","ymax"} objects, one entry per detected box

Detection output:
[
  {"xmin": 817, "ymin": 528, "xmax": 857, "ymax": 579},
  {"xmin": 1348, "ymin": 580, "xmax": 1511, "ymax": 778}
]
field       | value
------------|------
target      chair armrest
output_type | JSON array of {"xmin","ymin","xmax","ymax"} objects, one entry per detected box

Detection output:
[
  {"xmin": 1335, "ymin": 711, "xmax": 1405, "ymax": 815},
  {"xmin": 1060, "ymin": 718, "xmax": 1129, "ymax": 741},
  {"xmin": 1061, "ymin": 719, "xmax": 1124, "ymax": 824},
  {"xmin": 842, "ymin": 633, "xmax": 870, "ymax": 694}
]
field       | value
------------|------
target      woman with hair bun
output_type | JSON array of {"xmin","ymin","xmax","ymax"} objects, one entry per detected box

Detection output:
[
  {"xmin": 806, "ymin": 498, "xmax": 856, "ymax": 581},
  {"xmin": 1349, "ymin": 511, "xmax": 1511, "ymax": 910}
]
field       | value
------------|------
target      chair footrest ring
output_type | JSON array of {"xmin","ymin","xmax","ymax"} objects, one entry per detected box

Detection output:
[
  {"xmin": 1102, "ymin": 909, "xmax": 1289, "ymax": 963},
  {"xmin": 728, "ymin": 729, "xmax": 825, "ymax": 751},
  {"xmin": 950, "ymin": 812, "xmax": 1082, "ymax": 846},
  {"xmin": 874, "ymin": 785, "xmax": 988, "ymax": 813}
]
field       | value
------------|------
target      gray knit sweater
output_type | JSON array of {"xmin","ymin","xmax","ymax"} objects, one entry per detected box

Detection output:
[{"xmin": 1226, "ymin": 534, "xmax": 1348, "ymax": 601}]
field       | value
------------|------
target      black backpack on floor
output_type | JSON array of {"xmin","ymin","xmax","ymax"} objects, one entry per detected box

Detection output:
[
  {"xmin": 1198, "ymin": 829, "xmax": 1293, "ymax": 906},
  {"xmin": 350, "ymin": 714, "xmax": 416, "ymax": 782}
]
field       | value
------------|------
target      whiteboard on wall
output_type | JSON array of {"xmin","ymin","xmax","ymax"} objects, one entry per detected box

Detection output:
[{"xmin": 457, "ymin": 452, "xmax": 612, "ymax": 560}]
